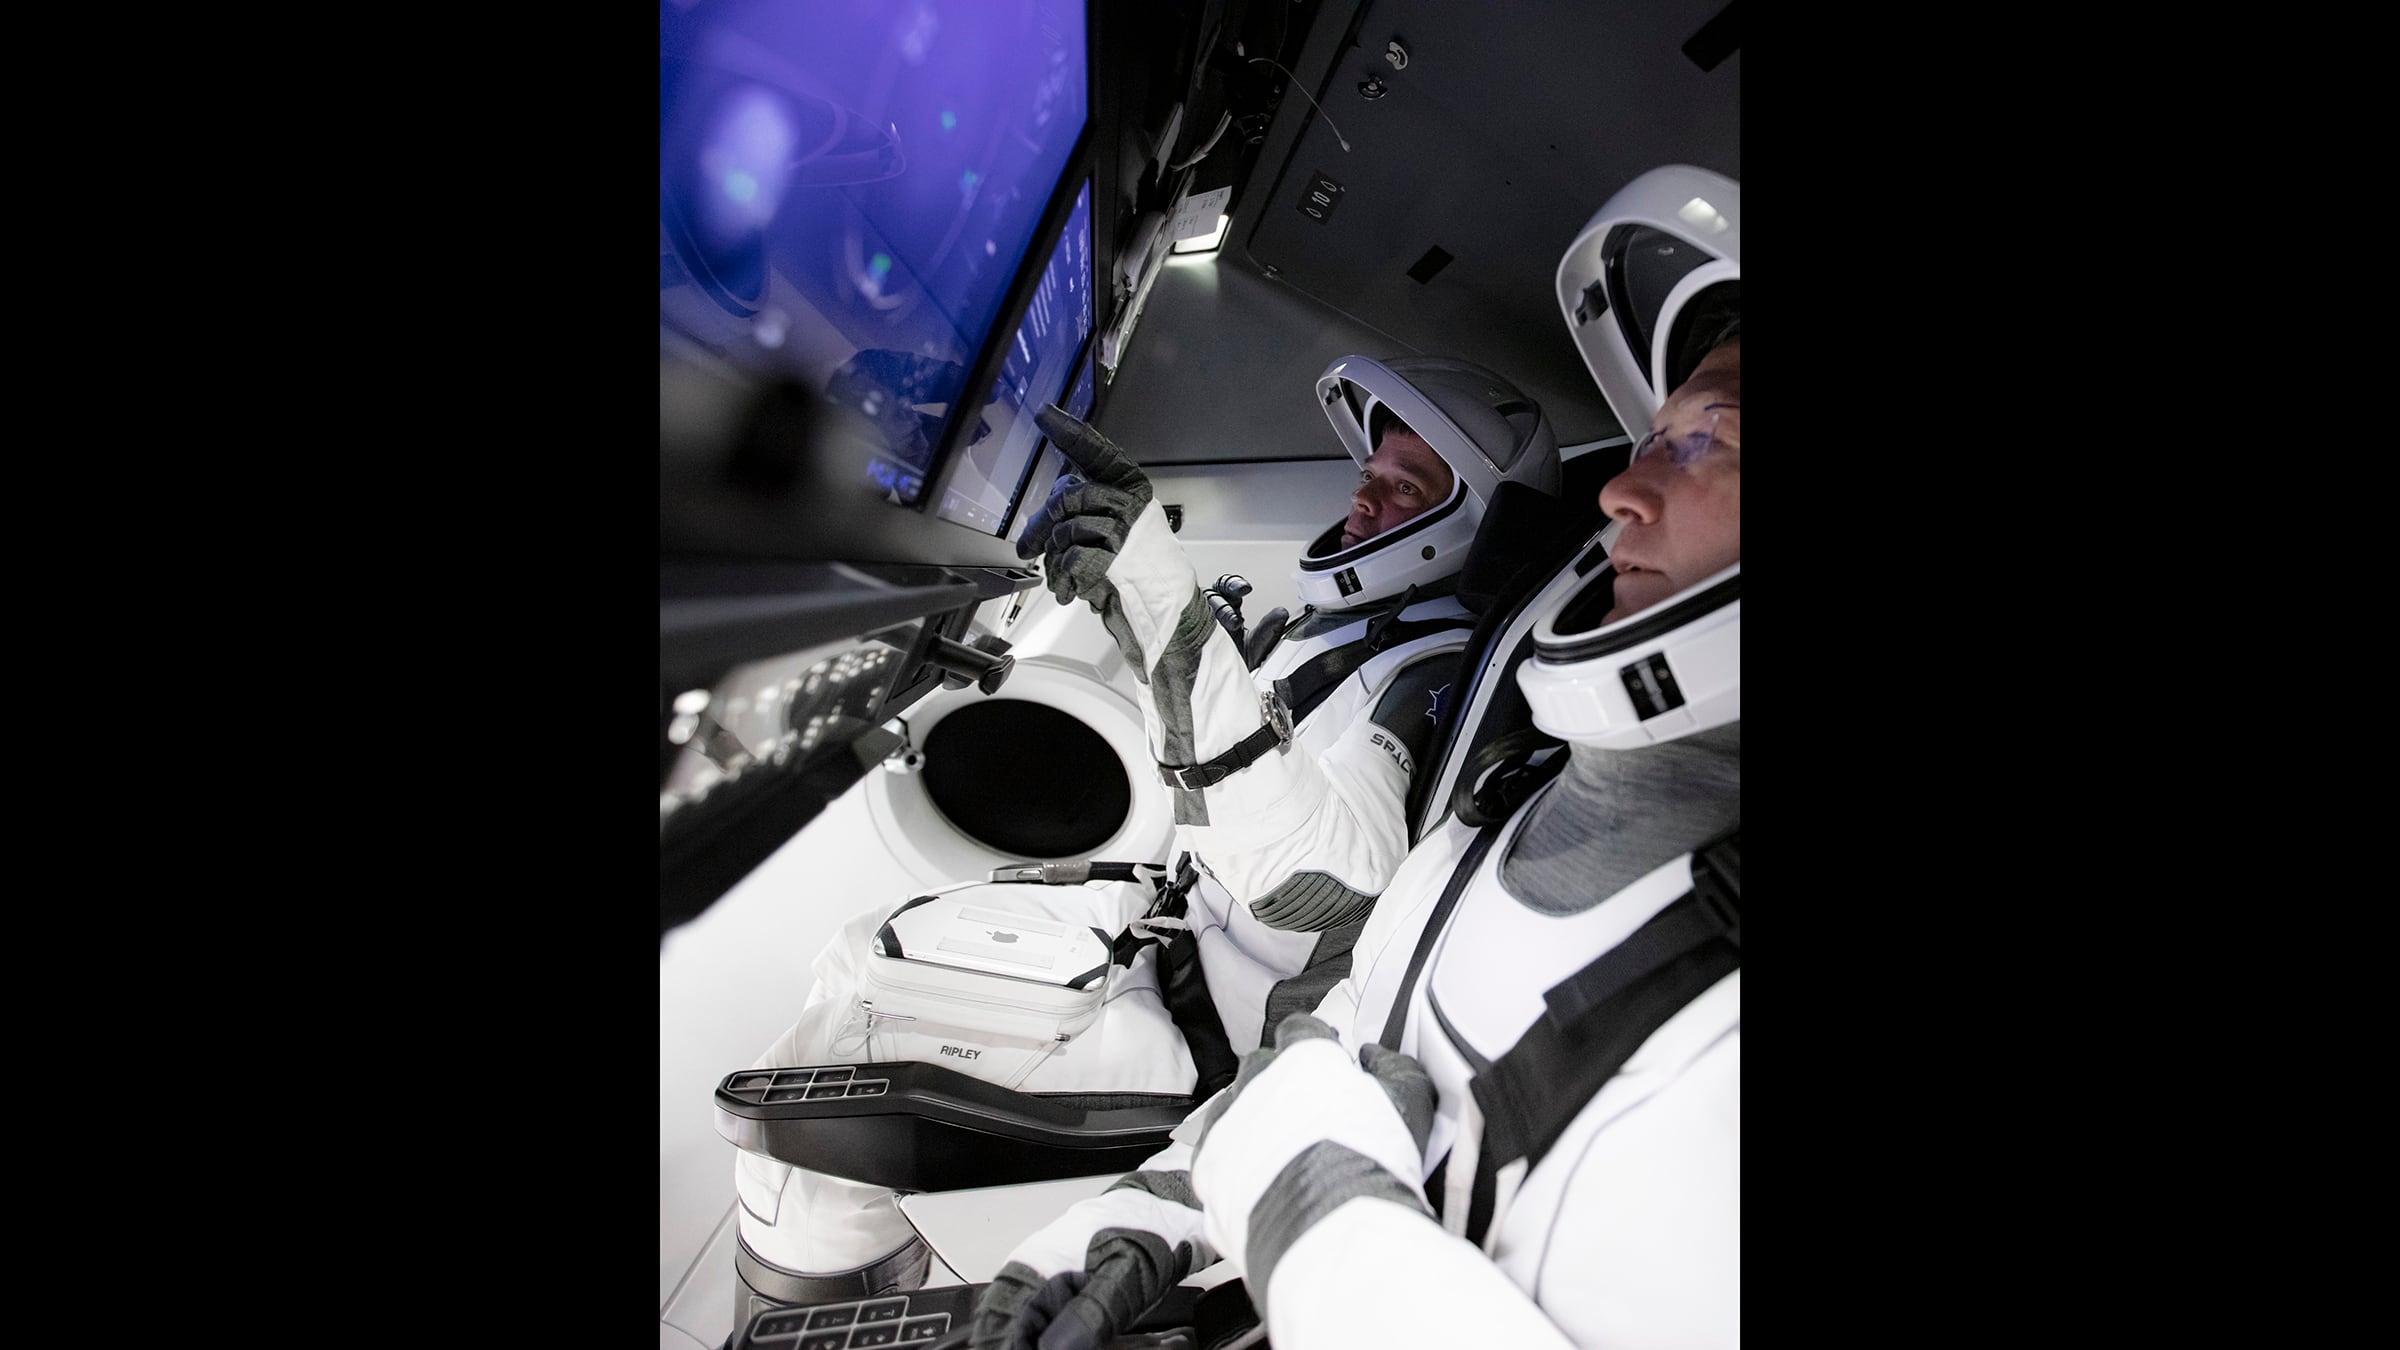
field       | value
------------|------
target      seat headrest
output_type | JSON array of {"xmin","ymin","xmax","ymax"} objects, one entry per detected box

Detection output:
[{"xmin": 1458, "ymin": 481, "xmax": 1598, "ymax": 614}]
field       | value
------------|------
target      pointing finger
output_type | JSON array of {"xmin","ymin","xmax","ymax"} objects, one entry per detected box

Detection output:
[{"xmin": 1035, "ymin": 405, "xmax": 1150, "ymax": 495}]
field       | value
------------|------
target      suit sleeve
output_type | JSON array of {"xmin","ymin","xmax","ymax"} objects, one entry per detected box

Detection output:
[{"xmin": 1154, "ymin": 612, "xmax": 1462, "ymax": 931}]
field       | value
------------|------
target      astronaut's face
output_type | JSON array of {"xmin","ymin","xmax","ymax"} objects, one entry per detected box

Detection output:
[
  {"xmin": 1596, "ymin": 340, "xmax": 1741, "ymax": 622},
  {"xmin": 1341, "ymin": 427, "xmax": 1455, "ymax": 548}
]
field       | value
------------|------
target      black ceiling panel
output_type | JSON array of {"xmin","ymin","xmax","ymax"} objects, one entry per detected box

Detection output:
[{"xmin": 1233, "ymin": 0, "xmax": 1739, "ymax": 445}]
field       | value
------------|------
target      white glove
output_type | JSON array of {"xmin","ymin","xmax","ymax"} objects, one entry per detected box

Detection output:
[{"xmin": 1186, "ymin": 1013, "xmax": 1437, "ymax": 1315}]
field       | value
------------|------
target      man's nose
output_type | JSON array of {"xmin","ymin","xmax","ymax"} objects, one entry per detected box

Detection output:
[{"xmin": 1596, "ymin": 466, "xmax": 1661, "ymax": 525}]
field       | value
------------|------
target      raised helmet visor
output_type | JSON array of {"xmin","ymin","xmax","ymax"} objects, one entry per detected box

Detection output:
[
  {"xmin": 1553, "ymin": 164, "xmax": 1741, "ymax": 436},
  {"xmin": 1293, "ymin": 355, "xmax": 1556, "ymax": 608},
  {"xmin": 1313, "ymin": 355, "xmax": 1547, "ymax": 506}
]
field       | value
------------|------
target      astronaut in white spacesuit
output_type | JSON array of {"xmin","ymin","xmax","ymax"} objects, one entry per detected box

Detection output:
[
  {"xmin": 730, "ymin": 354, "xmax": 1565, "ymax": 1310},
  {"xmin": 972, "ymin": 165, "xmax": 1740, "ymax": 1350}
]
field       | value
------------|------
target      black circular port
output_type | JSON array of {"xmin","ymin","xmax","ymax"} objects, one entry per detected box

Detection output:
[{"xmin": 921, "ymin": 702, "xmax": 1131, "ymax": 858}]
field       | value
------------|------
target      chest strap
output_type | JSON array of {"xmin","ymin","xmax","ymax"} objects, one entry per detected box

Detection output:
[
  {"xmin": 1162, "ymin": 591, "xmax": 1477, "ymax": 792},
  {"xmin": 1461, "ymin": 828, "xmax": 1741, "ymax": 1245},
  {"xmin": 1376, "ymin": 825, "xmax": 1503, "ymax": 1050},
  {"xmin": 1276, "ymin": 590, "xmax": 1477, "ymax": 729}
]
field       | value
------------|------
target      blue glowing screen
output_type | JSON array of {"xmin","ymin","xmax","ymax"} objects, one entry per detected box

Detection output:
[
  {"xmin": 1006, "ymin": 339, "xmax": 1100, "ymax": 538},
  {"xmin": 659, "ymin": 0, "xmax": 1089, "ymax": 508},
  {"xmin": 1062, "ymin": 340, "xmax": 1097, "ymax": 421},
  {"xmin": 935, "ymin": 181, "xmax": 1091, "ymax": 535}
]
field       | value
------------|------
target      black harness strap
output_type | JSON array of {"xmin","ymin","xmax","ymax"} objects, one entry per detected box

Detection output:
[
  {"xmin": 1108, "ymin": 855, "xmax": 1199, "ymax": 967},
  {"xmin": 1106, "ymin": 855, "xmax": 1241, "ymax": 1099},
  {"xmin": 1156, "ymin": 717, "xmax": 1286, "ymax": 789},
  {"xmin": 1461, "ymin": 829, "xmax": 1741, "ymax": 1245},
  {"xmin": 1158, "ymin": 922, "xmax": 1240, "ymax": 1099},
  {"xmin": 1276, "ymin": 589, "xmax": 1477, "ymax": 728},
  {"xmin": 1376, "ymin": 825, "xmax": 1502, "ymax": 1050},
  {"xmin": 1165, "ymin": 597, "xmax": 1473, "ymax": 791}
]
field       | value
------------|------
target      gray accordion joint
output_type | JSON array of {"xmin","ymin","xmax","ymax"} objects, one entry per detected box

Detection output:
[{"xmin": 1249, "ymin": 871, "xmax": 1379, "ymax": 932}]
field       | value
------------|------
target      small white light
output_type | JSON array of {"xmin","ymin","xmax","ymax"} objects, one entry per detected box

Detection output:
[
  {"xmin": 1172, "ymin": 215, "xmax": 1232, "ymax": 255},
  {"xmin": 673, "ymin": 689, "xmax": 710, "ymax": 714},
  {"xmin": 1677, "ymin": 197, "xmax": 1729, "ymax": 234}
]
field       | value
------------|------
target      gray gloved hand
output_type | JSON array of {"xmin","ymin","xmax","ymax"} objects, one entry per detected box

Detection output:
[
  {"xmin": 1187, "ymin": 1013, "xmax": 1439, "ymax": 1316},
  {"xmin": 1018, "ymin": 405, "xmax": 1206, "ymax": 680},
  {"xmin": 968, "ymin": 1167, "xmax": 1217, "ymax": 1350}
]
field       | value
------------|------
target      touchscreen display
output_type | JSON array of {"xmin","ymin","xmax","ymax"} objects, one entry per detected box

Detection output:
[
  {"xmin": 659, "ymin": 0, "xmax": 1089, "ymax": 508},
  {"xmin": 934, "ymin": 181, "xmax": 1093, "ymax": 534},
  {"xmin": 1005, "ymin": 337, "xmax": 1098, "ymax": 535}
]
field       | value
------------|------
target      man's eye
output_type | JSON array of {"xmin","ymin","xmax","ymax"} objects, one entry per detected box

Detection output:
[
  {"xmin": 1398, "ymin": 482, "xmax": 1417, "ymax": 496},
  {"xmin": 1667, "ymin": 430, "xmax": 1716, "ymax": 467}
]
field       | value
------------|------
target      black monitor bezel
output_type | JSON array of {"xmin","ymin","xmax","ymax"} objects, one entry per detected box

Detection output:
[
  {"xmin": 993, "ymin": 328, "xmax": 1101, "ymax": 541},
  {"xmin": 917, "ymin": 154, "xmax": 1097, "ymax": 534}
]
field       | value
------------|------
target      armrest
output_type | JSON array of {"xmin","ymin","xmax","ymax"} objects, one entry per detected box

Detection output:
[
  {"xmin": 715, "ymin": 1061, "xmax": 1191, "ymax": 1191},
  {"xmin": 735, "ymin": 1281, "xmax": 1209, "ymax": 1350}
]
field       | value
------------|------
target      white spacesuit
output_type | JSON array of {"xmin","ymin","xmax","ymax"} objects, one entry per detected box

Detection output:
[
  {"xmin": 1232, "ymin": 551, "xmax": 1741, "ymax": 1350},
  {"xmin": 730, "ymin": 354, "xmax": 1563, "ymax": 1309},
  {"xmin": 972, "ymin": 163, "xmax": 1741, "ymax": 1350}
]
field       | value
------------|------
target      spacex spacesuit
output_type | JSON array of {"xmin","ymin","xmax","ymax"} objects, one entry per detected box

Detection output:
[
  {"xmin": 971, "ymin": 163, "xmax": 1741, "ymax": 1350},
  {"xmin": 730, "ymin": 354, "xmax": 1563, "ymax": 1306}
]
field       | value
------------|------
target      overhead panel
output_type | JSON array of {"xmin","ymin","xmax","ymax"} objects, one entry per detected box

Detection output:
[{"xmin": 1238, "ymin": 0, "xmax": 1739, "ymax": 446}]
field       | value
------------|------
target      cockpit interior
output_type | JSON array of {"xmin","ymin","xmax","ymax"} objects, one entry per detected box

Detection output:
[{"xmin": 661, "ymin": 3, "xmax": 1738, "ymax": 1346}]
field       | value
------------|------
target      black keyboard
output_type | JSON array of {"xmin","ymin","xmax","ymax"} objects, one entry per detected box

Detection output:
[
  {"xmin": 741, "ymin": 1286, "xmax": 960, "ymax": 1348},
  {"xmin": 737, "ymin": 1281, "xmax": 1206, "ymax": 1350}
]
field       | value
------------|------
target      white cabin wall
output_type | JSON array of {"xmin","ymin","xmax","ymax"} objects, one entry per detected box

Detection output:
[{"xmin": 1145, "ymin": 460, "xmax": 1361, "ymax": 625}]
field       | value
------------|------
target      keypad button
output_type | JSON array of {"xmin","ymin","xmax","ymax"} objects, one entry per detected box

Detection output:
[
  {"xmin": 898, "ymin": 1314, "xmax": 950, "ymax": 1342},
  {"xmin": 857, "ymin": 1298, "xmax": 907, "ymax": 1323},
  {"xmin": 805, "ymin": 1304, "xmax": 860, "ymax": 1329},
  {"xmin": 800, "ymin": 1334, "xmax": 849, "ymax": 1350},
  {"xmin": 750, "ymin": 1308, "xmax": 813, "ymax": 1338},
  {"xmin": 851, "ymin": 1327, "xmax": 900, "ymax": 1348}
]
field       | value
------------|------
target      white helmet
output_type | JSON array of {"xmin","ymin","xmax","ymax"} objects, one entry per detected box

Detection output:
[
  {"xmin": 1295, "ymin": 355, "xmax": 1560, "ymax": 609},
  {"xmin": 1519, "ymin": 165, "xmax": 1740, "ymax": 750},
  {"xmin": 1554, "ymin": 164, "xmax": 1740, "ymax": 435}
]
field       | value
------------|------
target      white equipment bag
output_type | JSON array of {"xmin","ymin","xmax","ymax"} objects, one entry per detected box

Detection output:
[{"xmin": 849, "ymin": 885, "xmax": 1123, "ymax": 1089}]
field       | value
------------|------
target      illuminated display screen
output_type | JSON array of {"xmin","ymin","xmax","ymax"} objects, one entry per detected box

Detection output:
[
  {"xmin": 935, "ymin": 181, "xmax": 1093, "ymax": 535},
  {"xmin": 658, "ymin": 0, "xmax": 1089, "ymax": 508},
  {"xmin": 999, "ymin": 337, "xmax": 1097, "ymax": 540}
]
